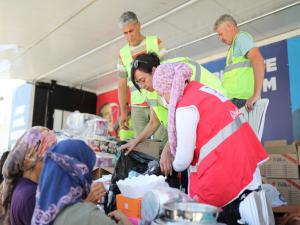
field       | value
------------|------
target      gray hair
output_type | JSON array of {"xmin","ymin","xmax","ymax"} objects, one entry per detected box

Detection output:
[
  {"xmin": 119, "ymin": 11, "xmax": 139, "ymax": 28},
  {"xmin": 214, "ymin": 14, "xmax": 237, "ymax": 31}
]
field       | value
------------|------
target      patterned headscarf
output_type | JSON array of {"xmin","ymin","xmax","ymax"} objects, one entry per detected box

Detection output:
[
  {"xmin": 0, "ymin": 126, "xmax": 57, "ymax": 224},
  {"xmin": 153, "ymin": 62, "xmax": 192, "ymax": 155},
  {"xmin": 31, "ymin": 139, "xmax": 96, "ymax": 225}
]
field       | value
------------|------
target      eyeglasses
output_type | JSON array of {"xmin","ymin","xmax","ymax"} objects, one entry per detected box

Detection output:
[{"xmin": 131, "ymin": 59, "xmax": 148, "ymax": 69}]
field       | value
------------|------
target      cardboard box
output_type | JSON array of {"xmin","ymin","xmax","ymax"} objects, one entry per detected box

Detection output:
[
  {"xmin": 260, "ymin": 140, "xmax": 300, "ymax": 178},
  {"xmin": 267, "ymin": 178, "xmax": 300, "ymax": 205},
  {"xmin": 132, "ymin": 139, "xmax": 160, "ymax": 159},
  {"xmin": 116, "ymin": 194, "xmax": 142, "ymax": 218},
  {"xmin": 92, "ymin": 166, "xmax": 114, "ymax": 180},
  {"xmin": 264, "ymin": 140, "xmax": 287, "ymax": 147}
]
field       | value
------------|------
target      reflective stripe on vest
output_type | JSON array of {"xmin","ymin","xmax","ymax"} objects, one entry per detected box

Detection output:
[
  {"xmin": 224, "ymin": 61, "xmax": 251, "ymax": 73},
  {"xmin": 190, "ymin": 115, "xmax": 246, "ymax": 173},
  {"xmin": 189, "ymin": 60, "xmax": 201, "ymax": 82}
]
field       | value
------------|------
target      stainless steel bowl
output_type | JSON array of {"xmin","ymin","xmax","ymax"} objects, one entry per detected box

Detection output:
[
  {"xmin": 162, "ymin": 202, "xmax": 220, "ymax": 223},
  {"xmin": 141, "ymin": 187, "xmax": 193, "ymax": 221}
]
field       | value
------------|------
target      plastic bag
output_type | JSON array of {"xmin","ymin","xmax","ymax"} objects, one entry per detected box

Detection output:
[
  {"xmin": 104, "ymin": 150, "xmax": 160, "ymax": 213},
  {"xmin": 117, "ymin": 175, "xmax": 167, "ymax": 198},
  {"xmin": 111, "ymin": 150, "xmax": 158, "ymax": 184},
  {"xmin": 262, "ymin": 184, "xmax": 287, "ymax": 207},
  {"xmin": 62, "ymin": 111, "xmax": 108, "ymax": 140}
]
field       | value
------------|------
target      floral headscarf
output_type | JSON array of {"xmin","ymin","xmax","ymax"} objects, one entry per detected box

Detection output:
[
  {"xmin": 31, "ymin": 139, "xmax": 96, "ymax": 225},
  {"xmin": 0, "ymin": 126, "xmax": 57, "ymax": 224},
  {"xmin": 153, "ymin": 62, "xmax": 193, "ymax": 155}
]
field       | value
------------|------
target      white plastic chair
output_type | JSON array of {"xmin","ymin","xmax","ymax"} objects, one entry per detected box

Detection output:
[
  {"xmin": 239, "ymin": 189, "xmax": 275, "ymax": 225},
  {"xmin": 240, "ymin": 98, "xmax": 269, "ymax": 141}
]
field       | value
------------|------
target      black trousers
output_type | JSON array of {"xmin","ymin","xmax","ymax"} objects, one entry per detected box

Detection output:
[
  {"xmin": 231, "ymin": 98, "xmax": 247, "ymax": 109},
  {"xmin": 165, "ymin": 169, "xmax": 188, "ymax": 193}
]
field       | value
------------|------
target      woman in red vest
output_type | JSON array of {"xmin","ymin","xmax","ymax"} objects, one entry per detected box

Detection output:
[{"xmin": 152, "ymin": 62, "xmax": 274, "ymax": 225}]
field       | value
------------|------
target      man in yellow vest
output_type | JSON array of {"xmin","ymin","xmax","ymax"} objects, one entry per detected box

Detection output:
[
  {"xmin": 117, "ymin": 11, "xmax": 167, "ymax": 139},
  {"xmin": 214, "ymin": 14, "xmax": 265, "ymax": 111}
]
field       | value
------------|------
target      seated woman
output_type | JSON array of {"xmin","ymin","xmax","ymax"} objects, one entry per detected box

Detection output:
[
  {"xmin": 0, "ymin": 127, "xmax": 57, "ymax": 225},
  {"xmin": 31, "ymin": 139, "xmax": 132, "ymax": 225},
  {"xmin": 151, "ymin": 62, "xmax": 274, "ymax": 225},
  {"xmin": 0, "ymin": 151, "xmax": 10, "ymax": 184}
]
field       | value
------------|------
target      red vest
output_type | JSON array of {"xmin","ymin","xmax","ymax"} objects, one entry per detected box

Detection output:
[{"xmin": 177, "ymin": 81, "xmax": 268, "ymax": 207}]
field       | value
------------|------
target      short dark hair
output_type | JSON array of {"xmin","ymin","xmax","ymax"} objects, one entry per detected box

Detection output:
[{"xmin": 131, "ymin": 53, "xmax": 161, "ymax": 91}]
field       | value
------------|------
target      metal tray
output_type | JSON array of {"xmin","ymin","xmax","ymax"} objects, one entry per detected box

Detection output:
[{"xmin": 162, "ymin": 202, "xmax": 220, "ymax": 223}]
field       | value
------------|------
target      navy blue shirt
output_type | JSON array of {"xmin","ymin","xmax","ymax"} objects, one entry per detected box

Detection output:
[{"xmin": 10, "ymin": 177, "xmax": 37, "ymax": 225}]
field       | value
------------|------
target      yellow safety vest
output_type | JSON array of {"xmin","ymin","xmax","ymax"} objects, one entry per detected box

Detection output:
[
  {"xmin": 223, "ymin": 32, "xmax": 254, "ymax": 99},
  {"xmin": 147, "ymin": 57, "xmax": 226, "ymax": 127},
  {"xmin": 120, "ymin": 36, "xmax": 160, "ymax": 105}
]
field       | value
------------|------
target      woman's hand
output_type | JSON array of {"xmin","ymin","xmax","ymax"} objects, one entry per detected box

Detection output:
[
  {"xmin": 160, "ymin": 143, "xmax": 173, "ymax": 176},
  {"xmin": 118, "ymin": 139, "xmax": 139, "ymax": 156},
  {"xmin": 85, "ymin": 182, "xmax": 106, "ymax": 204},
  {"xmin": 245, "ymin": 95, "xmax": 260, "ymax": 112},
  {"xmin": 108, "ymin": 210, "xmax": 133, "ymax": 225}
]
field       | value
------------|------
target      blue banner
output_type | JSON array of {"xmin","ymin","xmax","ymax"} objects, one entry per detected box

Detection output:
[
  {"xmin": 9, "ymin": 83, "xmax": 35, "ymax": 148},
  {"xmin": 202, "ymin": 40, "xmax": 293, "ymax": 143}
]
